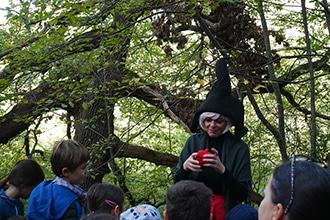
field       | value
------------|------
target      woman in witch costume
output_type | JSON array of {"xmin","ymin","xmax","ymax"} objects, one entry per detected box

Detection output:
[{"xmin": 174, "ymin": 59, "xmax": 252, "ymax": 220}]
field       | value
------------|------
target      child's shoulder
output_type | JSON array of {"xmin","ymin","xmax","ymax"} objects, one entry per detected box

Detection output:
[{"xmin": 33, "ymin": 179, "xmax": 77, "ymax": 196}]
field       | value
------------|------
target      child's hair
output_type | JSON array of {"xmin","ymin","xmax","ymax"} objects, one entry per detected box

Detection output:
[
  {"xmin": 80, "ymin": 212, "xmax": 117, "ymax": 220},
  {"xmin": 225, "ymin": 204, "xmax": 258, "ymax": 220},
  {"xmin": 85, "ymin": 183, "xmax": 125, "ymax": 214},
  {"xmin": 5, "ymin": 215, "xmax": 26, "ymax": 220},
  {"xmin": 166, "ymin": 180, "xmax": 213, "ymax": 220},
  {"xmin": 270, "ymin": 159, "xmax": 330, "ymax": 219},
  {"xmin": 50, "ymin": 139, "xmax": 90, "ymax": 177},
  {"xmin": 0, "ymin": 159, "xmax": 44, "ymax": 189}
]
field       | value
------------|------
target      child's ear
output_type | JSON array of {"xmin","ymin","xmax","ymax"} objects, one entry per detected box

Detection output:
[
  {"xmin": 113, "ymin": 205, "xmax": 120, "ymax": 217},
  {"xmin": 62, "ymin": 167, "xmax": 70, "ymax": 177},
  {"xmin": 163, "ymin": 210, "xmax": 168, "ymax": 220},
  {"xmin": 273, "ymin": 203, "xmax": 285, "ymax": 220}
]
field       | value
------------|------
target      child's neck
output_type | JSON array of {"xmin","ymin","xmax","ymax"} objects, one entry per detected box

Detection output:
[
  {"xmin": 58, "ymin": 176, "xmax": 75, "ymax": 185},
  {"xmin": 5, "ymin": 185, "xmax": 20, "ymax": 199}
]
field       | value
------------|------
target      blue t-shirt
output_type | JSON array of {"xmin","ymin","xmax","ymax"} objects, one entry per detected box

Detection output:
[{"xmin": 0, "ymin": 188, "xmax": 24, "ymax": 219}]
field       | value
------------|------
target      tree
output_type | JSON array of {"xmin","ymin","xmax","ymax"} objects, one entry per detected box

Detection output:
[{"xmin": 0, "ymin": 0, "xmax": 329, "ymax": 206}]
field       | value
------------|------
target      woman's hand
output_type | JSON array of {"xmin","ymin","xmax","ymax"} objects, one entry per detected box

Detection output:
[
  {"xmin": 183, "ymin": 152, "xmax": 203, "ymax": 172},
  {"xmin": 202, "ymin": 148, "xmax": 226, "ymax": 174}
]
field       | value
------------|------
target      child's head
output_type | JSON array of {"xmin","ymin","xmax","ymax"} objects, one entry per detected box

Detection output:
[
  {"xmin": 50, "ymin": 139, "xmax": 90, "ymax": 184},
  {"xmin": 5, "ymin": 215, "xmax": 26, "ymax": 220},
  {"xmin": 259, "ymin": 158, "xmax": 330, "ymax": 220},
  {"xmin": 81, "ymin": 212, "xmax": 117, "ymax": 220},
  {"xmin": 164, "ymin": 180, "xmax": 212, "ymax": 220},
  {"xmin": 225, "ymin": 204, "xmax": 258, "ymax": 220},
  {"xmin": 0, "ymin": 159, "xmax": 44, "ymax": 199},
  {"xmin": 85, "ymin": 183, "xmax": 125, "ymax": 219},
  {"xmin": 120, "ymin": 204, "xmax": 162, "ymax": 220}
]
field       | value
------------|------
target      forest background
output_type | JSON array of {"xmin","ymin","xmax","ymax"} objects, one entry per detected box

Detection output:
[{"xmin": 0, "ymin": 0, "xmax": 329, "ymax": 213}]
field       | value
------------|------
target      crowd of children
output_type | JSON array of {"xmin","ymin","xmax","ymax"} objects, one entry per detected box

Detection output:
[
  {"xmin": 1, "ymin": 138, "xmax": 330, "ymax": 220},
  {"xmin": 0, "ymin": 139, "xmax": 164, "ymax": 220}
]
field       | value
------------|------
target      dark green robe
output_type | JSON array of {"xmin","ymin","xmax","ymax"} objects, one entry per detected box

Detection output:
[{"xmin": 174, "ymin": 131, "xmax": 252, "ymax": 212}]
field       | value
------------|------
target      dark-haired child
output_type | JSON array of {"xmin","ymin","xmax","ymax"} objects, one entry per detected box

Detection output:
[
  {"xmin": 164, "ymin": 180, "xmax": 213, "ymax": 220},
  {"xmin": 84, "ymin": 183, "xmax": 125, "ymax": 220},
  {"xmin": 27, "ymin": 139, "xmax": 90, "ymax": 220},
  {"xmin": 81, "ymin": 212, "xmax": 116, "ymax": 220},
  {"xmin": 259, "ymin": 158, "xmax": 330, "ymax": 220},
  {"xmin": 5, "ymin": 215, "xmax": 26, "ymax": 220},
  {"xmin": 0, "ymin": 159, "xmax": 44, "ymax": 219}
]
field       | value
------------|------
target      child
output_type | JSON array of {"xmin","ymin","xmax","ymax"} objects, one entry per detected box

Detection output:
[
  {"xmin": 164, "ymin": 180, "xmax": 213, "ymax": 220},
  {"xmin": 27, "ymin": 139, "xmax": 90, "ymax": 220},
  {"xmin": 5, "ymin": 216, "xmax": 26, "ymax": 220},
  {"xmin": 0, "ymin": 159, "xmax": 44, "ymax": 219},
  {"xmin": 84, "ymin": 183, "xmax": 125, "ymax": 220},
  {"xmin": 120, "ymin": 204, "xmax": 162, "ymax": 220},
  {"xmin": 81, "ymin": 212, "xmax": 117, "ymax": 220},
  {"xmin": 225, "ymin": 204, "xmax": 258, "ymax": 220},
  {"xmin": 258, "ymin": 156, "xmax": 330, "ymax": 220}
]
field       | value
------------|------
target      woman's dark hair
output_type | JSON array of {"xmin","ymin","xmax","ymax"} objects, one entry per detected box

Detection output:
[
  {"xmin": 271, "ymin": 159, "xmax": 330, "ymax": 220},
  {"xmin": 0, "ymin": 159, "xmax": 44, "ymax": 189}
]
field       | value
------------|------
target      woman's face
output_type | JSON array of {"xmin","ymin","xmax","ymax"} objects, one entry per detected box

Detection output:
[
  {"xmin": 203, "ymin": 116, "xmax": 227, "ymax": 138},
  {"xmin": 259, "ymin": 174, "xmax": 285, "ymax": 220}
]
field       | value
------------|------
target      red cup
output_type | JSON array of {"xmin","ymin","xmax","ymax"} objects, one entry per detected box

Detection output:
[{"xmin": 196, "ymin": 149, "xmax": 212, "ymax": 165}]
